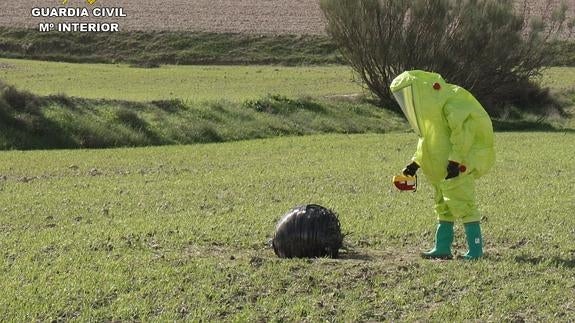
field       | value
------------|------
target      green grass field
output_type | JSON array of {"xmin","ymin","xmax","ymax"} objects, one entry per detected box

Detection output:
[
  {"xmin": 0, "ymin": 133, "xmax": 573, "ymax": 321},
  {"xmin": 540, "ymin": 66, "xmax": 575, "ymax": 91},
  {"xmin": 1, "ymin": 12, "xmax": 574, "ymax": 321},
  {"xmin": 2, "ymin": 58, "xmax": 574, "ymax": 102},
  {"xmin": 1, "ymin": 34, "xmax": 574, "ymax": 320},
  {"xmin": 0, "ymin": 58, "xmax": 363, "ymax": 102}
]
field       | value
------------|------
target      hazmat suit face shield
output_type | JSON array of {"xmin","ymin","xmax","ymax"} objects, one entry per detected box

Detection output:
[{"xmin": 393, "ymin": 86, "xmax": 421, "ymax": 136}]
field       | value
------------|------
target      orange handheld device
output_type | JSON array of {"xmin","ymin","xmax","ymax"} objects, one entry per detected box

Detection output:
[{"xmin": 392, "ymin": 175, "xmax": 417, "ymax": 192}]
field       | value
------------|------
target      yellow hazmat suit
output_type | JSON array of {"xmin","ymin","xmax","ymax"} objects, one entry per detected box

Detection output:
[
  {"xmin": 391, "ymin": 70, "xmax": 494, "ymax": 222},
  {"xmin": 390, "ymin": 70, "xmax": 495, "ymax": 259}
]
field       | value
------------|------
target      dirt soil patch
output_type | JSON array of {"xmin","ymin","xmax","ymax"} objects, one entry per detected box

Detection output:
[
  {"xmin": 0, "ymin": 0, "xmax": 326, "ymax": 35},
  {"xmin": 1, "ymin": 0, "xmax": 572, "ymax": 36}
]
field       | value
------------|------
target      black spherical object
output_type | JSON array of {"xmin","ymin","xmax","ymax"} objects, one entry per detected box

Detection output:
[{"xmin": 272, "ymin": 204, "xmax": 343, "ymax": 259}]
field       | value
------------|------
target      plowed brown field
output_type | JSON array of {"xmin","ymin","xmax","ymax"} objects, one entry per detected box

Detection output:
[{"xmin": 0, "ymin": 0, "xmax": 573, "ymax": 35}]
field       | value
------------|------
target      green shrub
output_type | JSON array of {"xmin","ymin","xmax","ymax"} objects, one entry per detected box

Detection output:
[{"xmin": 320, "ymin": 0, "xmax": 575, "ymax": 116}]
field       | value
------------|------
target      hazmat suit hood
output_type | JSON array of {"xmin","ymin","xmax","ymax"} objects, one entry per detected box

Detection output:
[
  {"xmin": 390, "ymin": 70, "xmax": 449, "ymax": 138},
  {"xmin": 390, "ymin": 70, "xmax": 495, "ymax": 183}
]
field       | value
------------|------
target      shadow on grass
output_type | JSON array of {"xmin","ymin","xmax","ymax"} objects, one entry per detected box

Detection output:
[
  {"xmin": 514, "ymin": 255, "xmax": 575, "ymax": 269},
  {"xmin": 243, "ymin": 95, "xmax": 328, "ymax": 115},
  {"xmin": 151, "ymin": 99, "xmax": 187, "ymax": 113},
  {"xmin": 492, "ymin": 119, "xmax": 575, "ymax": 133}
]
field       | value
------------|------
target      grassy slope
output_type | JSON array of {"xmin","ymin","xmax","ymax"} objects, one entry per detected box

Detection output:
[
  {"xmin": 0, "ymin": 58, "xmax": 361, "ymax": 102},
  {"xmin": 0, "ymin": 28, "xmax": 572, "ymax": 67},
  {"xmin": 0, "ymin": 28, "xmax": 343, "ymax": 66},
  {"xmin": 0, "ymin": 85, "xmax": 405, "ymax": 150},
  {"xmin": 0, "ymin": 133, "xmax": 573, "ymax": 321}
]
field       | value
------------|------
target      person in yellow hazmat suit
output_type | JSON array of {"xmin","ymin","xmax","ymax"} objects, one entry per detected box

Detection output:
[{"xmin": 390, "ymin": 70, "xmax": 495, "ymax": 260}]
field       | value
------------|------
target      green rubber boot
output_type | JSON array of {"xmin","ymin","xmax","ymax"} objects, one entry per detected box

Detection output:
[
  {"xmin": 421, "ymin": 221, "xmax": 454, "ymax": 259},
  {"xmin": 463, "ymin": 222, "xmax": 483, "ymax": 260}
]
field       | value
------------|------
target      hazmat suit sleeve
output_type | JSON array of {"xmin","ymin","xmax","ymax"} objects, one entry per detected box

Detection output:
[
  {"xmin": 443, "ymin": 102, "xmax": 474, "ymax": 165},
  {"xmin": 411, "ymin": 137, "xmax": 423, "ymax": 166}
]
